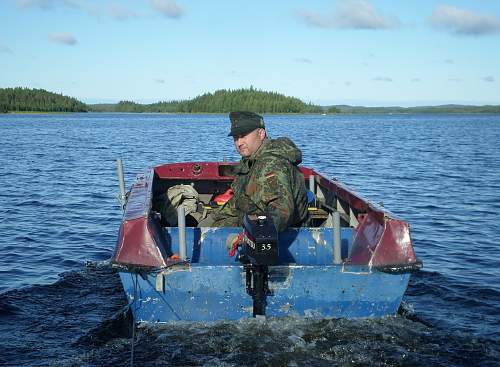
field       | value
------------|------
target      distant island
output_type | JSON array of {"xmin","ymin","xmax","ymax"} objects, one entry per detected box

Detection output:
[
  {"xmin": 0, "ymin": 87, "xmax": 87, "ymax": 113},
  {"xmin": 90, "ymin": 87, "xmax": 327, "ymax": 113},
  {"xmin": 1, "ymin": 87, "xmax": 499, "ymax": 114}
]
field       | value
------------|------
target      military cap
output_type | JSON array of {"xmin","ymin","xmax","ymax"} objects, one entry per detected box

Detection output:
[{"xmin": 228, "ymin": 111, "xmax": 265, "ymax": 137}]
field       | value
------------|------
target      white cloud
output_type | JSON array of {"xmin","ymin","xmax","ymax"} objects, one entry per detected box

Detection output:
[
  {"xmin": 108, "ymin": 3, "xmax": 139, "ymax": 20},
  {"xmin": 296, "ymin": 9, "xmax": 333, "ymax": 29},
  {"xmin": 17, "ymin": 0, "xmax": 139, "ymax": 20},
  {"xmin": 296, "ymin": 0, "xmax": 399, "ymax": 30},
  {"xmin": 482, "ymin": 76, "xmax": 495, "ymax": 82},
  {"xmin": 17, "ymin": 0, "xmax": 85, "ymax": 10},
  {"xmin": 48, "ymin": 32, "xmax": 77, "ymax": 45},
  {"xmin": 151, "ymin": 0, "xmax": 184, "ymax": 18},
  {"xmin": 430, "ymin": 5, "xmax": 500, "ymax": 36},
  {"xmin": 372, "ymin": 76, "xmax": 393, "ymax": 82}
]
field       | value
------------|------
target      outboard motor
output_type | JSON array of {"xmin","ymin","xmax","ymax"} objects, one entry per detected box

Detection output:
[{"xmin": 238, "ymin": 214, "xmax": 279, "ymax": 317}]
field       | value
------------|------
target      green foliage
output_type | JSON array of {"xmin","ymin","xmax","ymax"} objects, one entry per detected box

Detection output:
[
  {"xmin": 171, "ymin": 88, "xmax": 323, "ymax": 113},
  {"xmin": 88, "ymin": 87, "xmax": 325, "ymax": 114},
  {"xmin": 332, "ymin": 104, "xmax": 500, "ymax": 114},
  {"xmin": 86, "ymin": 103, "xmax": 116, "ymax": 112},
  {"xmin": 115, "ymin": 101, "xmax": 145, "ymax": 112},
  {"xmin": 0, "ymin": 87, "xmax": 88, "ymax": 113},
  {"xmin": 327, "ymin": 106, "xmax": 340, "ymax": 113}
]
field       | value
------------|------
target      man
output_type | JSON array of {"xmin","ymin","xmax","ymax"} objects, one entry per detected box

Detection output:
[{"xmin": 211, "ymin": 111, "xmax": 309, "ymax": 232}]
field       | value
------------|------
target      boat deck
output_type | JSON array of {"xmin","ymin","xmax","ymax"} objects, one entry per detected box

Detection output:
[{"xmin": 164, "ymin": 226, "xmax": 353, "ymax": 265}]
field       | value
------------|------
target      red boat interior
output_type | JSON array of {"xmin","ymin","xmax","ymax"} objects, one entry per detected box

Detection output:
[
  {"xmin": 153, "ymin": 162, "xmax": 364, "ymax": 228},
  {"xmin": 112, "ymin": 162, "xmax": 420, "ymax": 271}
]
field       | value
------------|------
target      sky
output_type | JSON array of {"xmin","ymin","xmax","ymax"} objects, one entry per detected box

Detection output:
[{"xmin": 1, "ymin": 0, "xmax": 499, "ymax": 106}]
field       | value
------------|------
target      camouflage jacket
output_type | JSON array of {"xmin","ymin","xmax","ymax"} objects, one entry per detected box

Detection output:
[{"xmin": 212, "ymin": 137, "xmax": 309, "ymax": 232}]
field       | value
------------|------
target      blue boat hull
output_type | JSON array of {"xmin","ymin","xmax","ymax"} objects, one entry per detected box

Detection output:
[{"xmin": 119, "ymin": 265, "xmax": 409, "ymax": 322}]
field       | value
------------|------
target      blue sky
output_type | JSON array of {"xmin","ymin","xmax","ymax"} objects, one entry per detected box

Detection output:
[{"xmin": 1, "ymin": 0, "xmax": 499, "ymax": 106}]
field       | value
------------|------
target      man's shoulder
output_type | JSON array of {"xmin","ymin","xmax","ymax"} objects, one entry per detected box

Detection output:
[
  {"xmin": 257, "ymin": 137, "xmax": 303, "ymax": 166},
  {"xmin": 253, "ymin": 155, "xmax": 292, "ymax": 177}
]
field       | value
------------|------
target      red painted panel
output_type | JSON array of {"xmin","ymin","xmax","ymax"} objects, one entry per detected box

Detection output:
[
  {"xmin": 112, "ymin": 216, "xmax": 166, "ymax": 268},
  {"xmin": 113, "ymin": 168, "xmax": 166, "ymax": 268},
  {"xmin": 371, "ymin": 220, "xmax": 417, "ymax": 266},
  {"xmin": 155, "ymin": 162, "xmax": 236, "ymax": 180},
  {"xmin": 349, "ymin": 211, "xmax": 385, "ymax": 264},
  {"xmin": 349, "ymin": 214, "xmax": 418, "ymax": 267}
]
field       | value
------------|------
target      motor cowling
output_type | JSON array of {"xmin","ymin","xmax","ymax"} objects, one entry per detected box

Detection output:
[{"xmin": 239, "ymin": 214, "xmax": 279, "ymax": 266}]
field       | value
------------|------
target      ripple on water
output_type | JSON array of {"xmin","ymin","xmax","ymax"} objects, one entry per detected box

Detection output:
[{"xmin": 1, "ymin": 113, "xmax": 500, "ymax": 365}]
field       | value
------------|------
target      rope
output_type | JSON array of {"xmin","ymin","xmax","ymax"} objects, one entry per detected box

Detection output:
[
  {"xmin": 130, "ymin": 273, "xmax": 138, "ymax": 367},
  {"xmin": 130, "ymin": 318, "xmax": 136, "ymax": 367}
]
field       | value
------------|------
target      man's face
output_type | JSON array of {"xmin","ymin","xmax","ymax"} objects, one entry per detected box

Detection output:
[{"xmin": 233, "ymin": 128, "xmax": 266, "ymax": 158}]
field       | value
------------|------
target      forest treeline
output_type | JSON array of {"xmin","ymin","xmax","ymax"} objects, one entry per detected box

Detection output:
[
  {"xmin": 90, "ymin": 88, "xmax": 330, "ymax": 113},
  {"xmin": 0, "ymin": 87, "xmax": 88, "ymax": 113},
  {"xmin": 1, "ymin": 87, "xmax": 333, "ymax": 114},
  {"xmin": 334, "ymin": 104, "xmax": 500, "ymax": 114},
  {"xmin": 2, "ymin": 87, "xmax": 499, "ymax": 114}
]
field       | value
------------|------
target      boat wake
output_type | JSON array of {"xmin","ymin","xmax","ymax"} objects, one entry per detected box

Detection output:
[
  {"xmin": 1, "ymin": 263, "xmax": 498, "ymax": 366},
  {"xmin": 62, "ymin": 313, "xmax": 499, "ymax": 367}
]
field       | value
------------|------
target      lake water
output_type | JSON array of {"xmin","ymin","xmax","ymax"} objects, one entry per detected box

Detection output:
[{"xmin": 0, "ymin": 113, "xmax": 499, "ymax": 366}]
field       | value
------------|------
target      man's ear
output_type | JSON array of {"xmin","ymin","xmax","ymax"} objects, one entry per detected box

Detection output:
[{"xmin": 258, "ymin": 128, "xmax": 266, "ymax": 141}]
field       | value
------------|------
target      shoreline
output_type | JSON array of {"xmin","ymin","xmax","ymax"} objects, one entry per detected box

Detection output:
[{"xmin": 3, "ymin": 111, "xmax": 500, "ymax": 115}]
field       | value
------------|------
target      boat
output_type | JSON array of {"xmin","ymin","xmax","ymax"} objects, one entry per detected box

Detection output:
[{"xmin": 111, "ymin": 161, "xmax": 422, "ymax": 322}]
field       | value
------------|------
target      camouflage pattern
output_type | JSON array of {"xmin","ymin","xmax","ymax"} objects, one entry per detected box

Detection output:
[{"xmin": 212, "ymin": 137, "xmax": 309, "ymax": 232}]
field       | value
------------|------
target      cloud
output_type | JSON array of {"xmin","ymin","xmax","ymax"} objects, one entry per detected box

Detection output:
[
  {"xmin": 17, "ymin": 0, "xmax": 86, "ymax": 10},
  {"xmin": 372, "ymin": 76, "xmax": 393, "ymax": 82},
  {"xmin": 0, "ymin": 44, "xmax": 12, "ymax": 53},
  {"xmin": 294, "ymin": 57, "xmax": 312, "ymax": 64},
  {"xmin": 17, "ymin": 0, "xmax": 55, "ymax": 9},
  {"xmin": 17, "ymin": 0, "xmax": 138, "ymax": 20},
  {"xmin": 296, "ymin": 0, "xmax": 399, "ymax": 30},
  {"xmin": 48, "ymin": 32, "xmax": 77, "ymax": 45},
  {"xmin": 151, "ymin": 0, "xmax": 184, "ymax": 18},
  {"xmin": 108, "ymin": 3, "xmax": 140, "ymax": 20},
  {"xmin": 296, "ymin": 9, "xmax": 334, "ymax": 28},
  {"xmin": 482, "ymin": 76, "xmax": 495, "ymax": 82},
  {"xmin": 430, "ymin": 5, "xmax": 500, "ymax": 36}
]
